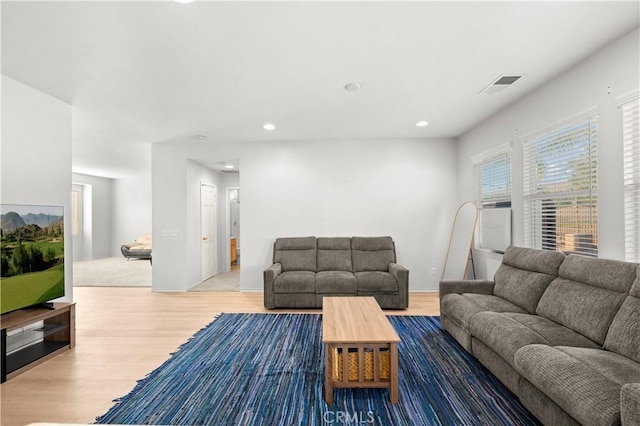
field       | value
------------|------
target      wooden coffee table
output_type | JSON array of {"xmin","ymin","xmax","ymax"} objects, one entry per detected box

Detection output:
[{"xmin": 322, "ymin": 297, "xmax": 400, "ymax": 404}]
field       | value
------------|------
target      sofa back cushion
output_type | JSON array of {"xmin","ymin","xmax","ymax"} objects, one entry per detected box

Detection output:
[
  {"xmin": 351, "ymin": 237, "xmax": 396, "ymax": 272},
  {"xmin": 603, "ymin": 269, "xmax": 640, "ymax": 362},
  {"xmin": 493, "ymin": 246, "xmax": 565, "ymax": 314},
  {"xmin": 274, "ymin": 237, "xmax": 317, "ymax": 272},
  {"xmin": 137, "ymin": 233, "xmax": 152, "ymax": 245},
  {"xmin": 317, "ymin": 237, "xmax": 353, "ymax": 272},
  {"xmin": 537, "ymin": 255, "xmax": 638, "ymax": 345}
]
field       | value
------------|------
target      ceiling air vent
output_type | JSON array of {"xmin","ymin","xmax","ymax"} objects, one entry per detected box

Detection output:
[{"xmin": 480, "ymin": 75, "xmax": 522, "ymax": 94}]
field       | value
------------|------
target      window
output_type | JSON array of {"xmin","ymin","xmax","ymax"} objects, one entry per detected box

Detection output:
[
  {"xmin": 522, "ymin": 109, "xmax": 598, "ymax": 257},
  {"xmin": 620, "ymin": 90, "xmax": 640, "ymax": 262},
  {"xmin": 71, "ymin": 190, "xmax": 81, "ymax": 236},
  {"xmin": 472, "ymin": 144, "xmax": 512, "ymax": 208},
  {"xmin": 473, "ymin": 145, "xmax": 512, "ymax": 252}
]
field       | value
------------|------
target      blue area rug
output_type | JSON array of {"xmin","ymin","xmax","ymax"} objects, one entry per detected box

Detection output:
[{"xmin": 96, "ymin": 313, "xmax": 539, "ymax": 425}]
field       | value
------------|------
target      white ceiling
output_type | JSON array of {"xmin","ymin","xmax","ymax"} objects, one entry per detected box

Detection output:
[{"xmin": 2, "ymin": 1, "xmax": 639, "ymax": 178}]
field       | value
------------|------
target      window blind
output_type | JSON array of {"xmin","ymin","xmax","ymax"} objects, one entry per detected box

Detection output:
[
  {"xmin": 620, "ymin": 91, "xmax": 640, "ymax": 262},
  {"xmin": 472, "ymin": 145, "xmax": 512, "ymax": 208},
  {"xmin": 522, "ymin": 110, "xmax": 598, "ymax": 257}
]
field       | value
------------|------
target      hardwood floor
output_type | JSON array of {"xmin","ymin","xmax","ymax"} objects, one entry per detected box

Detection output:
[{"xmin": 0, "ymin": 288, "xmax": 439, "ymax": 426}]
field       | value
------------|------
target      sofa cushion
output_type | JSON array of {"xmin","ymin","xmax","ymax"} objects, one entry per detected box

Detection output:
[
  {"xmin": 502, "ymin": 245, "xmax": 566, "ymax": 276},
  {"xmin": 470, "ymin": 312, "xmax": 599, "ymax": 367},
  {"xmin": 274, "ymin": 237, "xmax": 317, "ymax": 272},
  {"xmin": 515, "ymin": 344, "xmax": 640, "ymax": 426},
  {"xmin": 492, "ymin": 246, "xmax": 565, "ymax": 314},
  {"xmin": 440, "ymin": 293, "xmax": 527, "ymax": 331},
  {"xmin": 317, "ymin": 237, "xmax": 352, "ymax": 272},
  {"xmin": 558, "ymin": 255, "xmax": 638, "ymax": 294},
  {"xmin": 273, "ymin": 271, "xmax": 315, "ymax": 293},
  {"xmin": 604, "ymin": 271, "xmax": 640, "ymax": 362},
  {"xmin": 316, "ymin": 271, "xmax": 357, "ymax": 294},
  {"xmin": 137, "ymin": 233, "xmax": 152, "ymax": 245},
  {"xmin": 355, "ymin": 271, "xmax": 398, "ymax": 293},
  {"xmin": 536, "ymin": 256, "xmax": 637, "ymax": 345},
  {"xmin": 351, "ymin": 237, "xmax": 395, "ymax": 272}
]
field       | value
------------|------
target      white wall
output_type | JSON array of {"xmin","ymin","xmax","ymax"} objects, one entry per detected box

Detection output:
[
  {"xmin": 72, "ymin": 173, "xmax": 112, "ymax": 259},
  {"xmin": 111, "ymin": 168, "xmax": 152, "ymax": 256},
  {"xmin": 153, "ymin": 138, "xmax": 458, "ymax": 292},
  {"xmin": 458, "ymin": 28, "xmax": 640, "ymax": 279},
  {"xmin": 1, "ymin": 75, "xmax": 73, "ymax": 302}
]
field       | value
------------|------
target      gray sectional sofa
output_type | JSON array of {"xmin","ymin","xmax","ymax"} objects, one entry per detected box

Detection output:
[
  {"xmin": 440, "ymin": 246, "xmax": 640, "ymax": 426},
  {"xmin": 263, "ymin": 236, "xmax": 408, "ymax": 309}
]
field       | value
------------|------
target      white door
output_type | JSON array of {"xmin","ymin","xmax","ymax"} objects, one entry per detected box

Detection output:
[{"xmin": 201, "ymin": 184, "xmax": 217, "ymax": 281}]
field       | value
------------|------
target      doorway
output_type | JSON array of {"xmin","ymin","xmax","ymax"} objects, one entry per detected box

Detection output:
[
  {"xmin": 188, "ymin": 171, "xmax": 239, "ymax": 292},
  {"xmin": 201, "ymin": 183, "xmax": 217, "ymax": 281},
  {"xmin": 229, "ymin": 187, "xmax": 240, "ymax": 271}
]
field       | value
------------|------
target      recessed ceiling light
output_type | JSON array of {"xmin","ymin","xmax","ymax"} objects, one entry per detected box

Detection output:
[
  {"xmin": 193, "ymin": 135, "xmax": 207, "ymax": 140},
  {"xmin": 344, "ymin": 82, "xmax": 361, "ymax": 91},
  {"xmin": 263, "ymin": 123, "xmax": 276, "ymax": 131},
  {"xmin": 416, "ymin": 121, "xmax": 429, "ymax": 127},
  {"xmin": 174, "ymin": 0, "xmax": 194, "ymax": 4},
  {"xmin": 224, "ymin": 164, "xmax": 234, "ymax": 169}
]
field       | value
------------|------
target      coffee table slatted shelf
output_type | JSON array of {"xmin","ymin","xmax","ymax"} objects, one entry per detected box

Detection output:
[{"xmin": 322, "ymin": 297, "xmax": 400, "ymax": 404}]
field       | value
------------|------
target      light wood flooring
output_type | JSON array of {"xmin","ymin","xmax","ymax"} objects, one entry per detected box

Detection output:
[{"xmin": 0, "ymin": 288, "xmax": 439, "ymax": 426}]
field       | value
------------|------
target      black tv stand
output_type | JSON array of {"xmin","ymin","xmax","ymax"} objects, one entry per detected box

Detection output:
[{"xmin": 1, "ymin": 303, "xmax": 75, "ymax": 383}]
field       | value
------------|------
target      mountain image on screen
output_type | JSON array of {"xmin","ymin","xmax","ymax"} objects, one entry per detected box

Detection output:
[{"xmin": 1, "ymin": 211, "xmax": 63, "ymax": 232}]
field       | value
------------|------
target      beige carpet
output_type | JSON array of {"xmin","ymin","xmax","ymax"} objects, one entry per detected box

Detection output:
[
  {"xmin": 189, "ymin": 271, "xmax": 240, "ymax": 292},
  {"xmin": 73, "ymin": 257, "xmax": 152, "ymax": 287},
  {"xmin": 74, "ymin": 257, "xmax": 239, "ymax": 290}
]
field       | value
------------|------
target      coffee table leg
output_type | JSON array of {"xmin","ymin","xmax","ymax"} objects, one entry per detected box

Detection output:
[
  {"xmin": 325, "ymin": 344, "xmax": 334, "ymax": 404},
  {"xmin": 390, "ymin": 343, "xmax": 399, "ymax": 403}
]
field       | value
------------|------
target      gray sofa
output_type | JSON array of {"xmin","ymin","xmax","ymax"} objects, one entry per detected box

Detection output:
[
  {"xmin": 263, "ymin": 236, "xmax": 408, "ymax": 309},
  {"xmin": 440, "ymin": 246, "xmax": 640, "ymax": 426}
]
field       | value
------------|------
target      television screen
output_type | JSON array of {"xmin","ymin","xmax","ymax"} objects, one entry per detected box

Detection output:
[{"xmin": 1, "ymin": 204, "xmax": 65, "ymax": 314}]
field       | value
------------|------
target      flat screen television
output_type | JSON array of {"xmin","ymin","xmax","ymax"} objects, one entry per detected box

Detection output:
[{"xmin": 0, "ymin": 204, "xmax": 65, "ymax": 314}]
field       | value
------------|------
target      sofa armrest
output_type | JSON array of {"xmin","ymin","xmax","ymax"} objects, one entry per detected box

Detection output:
[
  {"xmin": 622, "ymin": 383, "xmax": 640, "ymax": 426},
  {"xmin": 439, "ymin": 280, "xmax": 495, "ymax": 299},
  {"xmin": 389, "ymin": 262, "xmax": 408, "ymax": 281},
  {"xmin": 389, "ymin": 263, "xmax": 409, "ymax": 309},
  {"xmin": 263, "ymin": 263, "xmax": 282, "ymax": 309}
]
